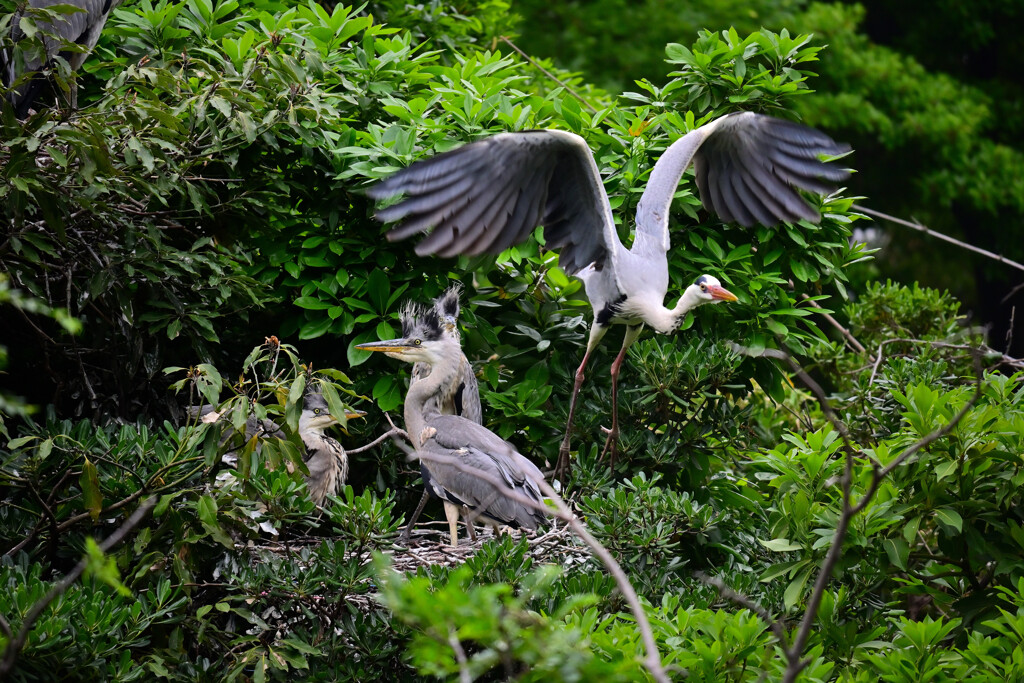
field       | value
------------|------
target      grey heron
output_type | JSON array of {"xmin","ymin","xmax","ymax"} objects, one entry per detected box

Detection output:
[
  {"xmin": 399, "ymin": 285, "xmax": 486, "ymax": 542},
  {"xmin": 193, "ymin": 393, "xmax": 361, "ymax": 506},
  {"xmin": 1, "ymin": 0, "xmax": 120, "ymax": 116},
  {"xmin": 357, "ymin": 303, "xmax": 545, "ymax": 548},
  {"xmin": 368, "ymin": 111, "xmax": 850, "ymax": 478}
]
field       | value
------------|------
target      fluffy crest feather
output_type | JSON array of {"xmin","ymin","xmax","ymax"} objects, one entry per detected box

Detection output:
[{"xmin": 399, "ymin": 300, "xmax": 444, "ymax": 341}]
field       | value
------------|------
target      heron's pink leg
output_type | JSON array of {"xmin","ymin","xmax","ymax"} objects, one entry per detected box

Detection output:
[
  {"xmin": 601, "ymin": 325, "xmax": 643, "ymax": 467},
  {"xmin": 555, "ymin": 324, "xmax": 608, "ymax": 482}
]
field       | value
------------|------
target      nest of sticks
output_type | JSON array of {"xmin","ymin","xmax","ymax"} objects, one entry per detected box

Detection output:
[{"xmin": 385, "ymin": 518, "xmax": 592, "ymax": 573}]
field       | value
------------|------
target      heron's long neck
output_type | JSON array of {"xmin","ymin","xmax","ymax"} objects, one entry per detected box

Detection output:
[
  {"xmin": 404, "ymin": 350, "xmax": 460, "ymax": 446},
  {"xmin": 646, "ymin": 286, "xmax": 704, "ymax": 334},
  {"xmin": 632, "ymin": 128, "xmax": 707, "ymax": 255}
]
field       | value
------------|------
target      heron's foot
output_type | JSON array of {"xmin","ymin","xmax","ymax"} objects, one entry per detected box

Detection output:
[{"xmin": 599, "ymin": 426, "xmax": 619, "ymax": 467}]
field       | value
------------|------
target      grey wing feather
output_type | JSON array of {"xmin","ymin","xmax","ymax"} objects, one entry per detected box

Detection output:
[
  {"xmin": 428, "ymin": 415, "xmax": 544, "ymax": 484},
  {"xmin": 632, "ymin": 111, "xmax": 849, "ymax": 256},
  {"xmin": 420, "ymin": 438, "xmax": 545, "ymax": 530},
  {"xmin": 693, "ymin": 112, "xmax": 850, "ymax": 228},
  {"xmin": 371, "ymin": 130, "xmax": 623, "ymax": 278}
]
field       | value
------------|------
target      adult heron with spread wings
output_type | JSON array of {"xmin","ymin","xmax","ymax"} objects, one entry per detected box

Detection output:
[{"xmin": 370, "ymin": 112, "xmax": 850, "ymax": 479}]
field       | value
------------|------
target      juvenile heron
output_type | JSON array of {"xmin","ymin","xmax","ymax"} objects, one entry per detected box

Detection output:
[
  {"xmin": 409, "ymin": 285, "xmax": 482, "ymax": 424},
  {"xmin": 369, "ymin": 112, "xmax": 850, "ymax": 478},
  {"xmin": 193, "ymin": 393, "xmax": 360, "ymax": 506},
  {"xmin": 401, "ymin": 285, "xmax": 485, "ymax": 541},
  {"xmin": 297, "ymin": 392, "xmax": 351, "ymax": 505},
  {"xmin": 357, "ymin": 304, "xmax": 545, "ymax": 547},
  {"xmin": 1, "ymin": 0, "xmax": 121, "ymax": 116}
]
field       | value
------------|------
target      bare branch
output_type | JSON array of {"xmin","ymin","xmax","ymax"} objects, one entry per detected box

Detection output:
[
  {"xmin": 742, "ymin": 346, "xmax": 853, "ymax": 443},
  {"xmin": 800, "ymin": 293, "xmax": 866, "ymax": 354},
  {"xmin": 695, "ymin": 572, "xmax": 791, "ymax": 651},
  {"xmin": 868, "ymin": 338, "xmax": 1021, "ymax": 387},
  {"xmin": 448, "ymin": 628, "xmax": 473, "ymax": 683},
  {"xmin": 346, "ymin": 426, "xmax": 407, "ymax": 455},
  {"xmin": 792, "ymin": 352, "xmax": 981, "ymax": 682},
  {"xmin": 731, "ymin": 343, "xmax": 985, "ymax": 682},
  {"xmin": 855, "ymin": 204, "xmax": 1024, "ymax": 275},
  {"xmin": 500, "ymin": 37, "xmax": 599, "ymax": 113}
]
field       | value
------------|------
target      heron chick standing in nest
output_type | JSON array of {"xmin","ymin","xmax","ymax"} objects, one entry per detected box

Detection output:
[
  {"xmin": 400, "ymin": 285, "xmax": 486, "ymax": 542},
  {"xmin": 357, "ymin": 303, "xmax": 545, "ymax": 547},
  {"xmin": 296, "ymin": 392, "xmax": 359, "ymax": 505}
]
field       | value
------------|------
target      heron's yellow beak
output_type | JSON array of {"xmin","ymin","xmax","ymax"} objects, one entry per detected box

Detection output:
[
  {"xmin": 355, "ymin": 338, "xmax": 417, "ymax": 353},
  {"xmin": 709, "ymin": 285, "xmax": 739, "ymax": 302},
  {"xmin": 311, "ymin": 409, "xmax": 365, "ymax": 431},
  {"xmin": 308, "ymin": 413, "xmax": 339, "ymax": 429}
]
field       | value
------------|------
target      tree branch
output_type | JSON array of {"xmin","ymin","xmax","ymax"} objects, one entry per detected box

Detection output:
[
  {"xmin": 500, "ymin": 36, "xmax": 598, "ymax": 113},
  {"xmin": 695, "ymin": 572, "xmax": 791, "ymax": 649},
  {"xmin": 855, "ymin": 204, "xmax": 1024, "ymax": 275},
  {"xmin": 448, "ymin": 627, "xmax": 473, "ymax": 683},
  {"xmin": 800, "ymin": 293, "xmax": 866, "ymax": 354},
  {"xmin": 730, "ymin": 344, "xmax": 984, "ymax": 682},
  {"xmin": 0, "ymin": 496, "xmax": 157, "ymax": 678}
]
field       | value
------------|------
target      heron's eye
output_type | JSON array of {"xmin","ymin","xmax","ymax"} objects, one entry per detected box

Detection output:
[
  {"xmin": 414, "ymin": 339, "xmax": 422, "ymax": 345},
  {"xmin": 314, "ymin": 408, "xmax": 321, "ymax": 415},
  {"xmin": 700, "ymin": 284, "xmax": 707, "ymax": 292}
]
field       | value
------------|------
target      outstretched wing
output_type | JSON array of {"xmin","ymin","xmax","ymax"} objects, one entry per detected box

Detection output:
[
  {"xmin": 694, "ymin": 112, "xmax": 850, "ymax": 227},
  {"xmin": 632, "ymin": 111, "xmax": 850, "ymax": 258},
  {"xmin": 370, "ymin": 130, "xmax": 623, "ymax": 277}
]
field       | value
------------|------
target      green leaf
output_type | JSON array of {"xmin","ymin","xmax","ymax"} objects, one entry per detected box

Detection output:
[
  {"xmin": 80, "ymin": 458, "xmax": 103, "ymax": 521},
  {"xmin": 299, "ymin": 316, "xmax": 332, "ymax": 339},
  {"xmin": 197, "ymin": 495, "xmax": 218, "ymax": 527},
  {"xmin": 154, "ymin": 492, "xmax": 181, "ymax": 518},
  {"xmin": 783, "ymin": 566, "xmax": 812, "ymax": 610},
  {"xmin": 347, "ymin": 330, "xmax": 377, "ymax": 367},
  {"xmin": 367, "ymin": 269, "xmax": 390, "ymax": 313},
  {"xmin": 934, "ymin": 508, "xmax": 963, "ymax": 533},
  {"xmin": 83, "ymin": 537, "xmax": 132, "ymax": 597},
  {"xmin": 883, "ymin": 537, "xmax": 909, "ymax": 570},
  {"xmin": 933, "ymin": 461, "xmax": 957, "ymax": 481},
  {"xmin": 759, "ymin": 538, "xmax": 803, "ymax": 552}
]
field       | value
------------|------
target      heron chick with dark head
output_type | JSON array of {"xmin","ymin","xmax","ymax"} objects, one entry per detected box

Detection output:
[
  {"xmin": 401, "ymin": 286, "xmax": 485, "ymax": 542},
  {"xmin": 357, "ymin": 303, "xmax": 545, "ymax": 547},
  {"xmin": 297, "ymin": 392, "xmax": 356, "ymax": 505}
]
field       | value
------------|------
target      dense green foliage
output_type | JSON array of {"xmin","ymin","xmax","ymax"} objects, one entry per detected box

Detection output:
[{"xmin": 2, "ymin": 1, "xmax": 1023, "ymax": 681}]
